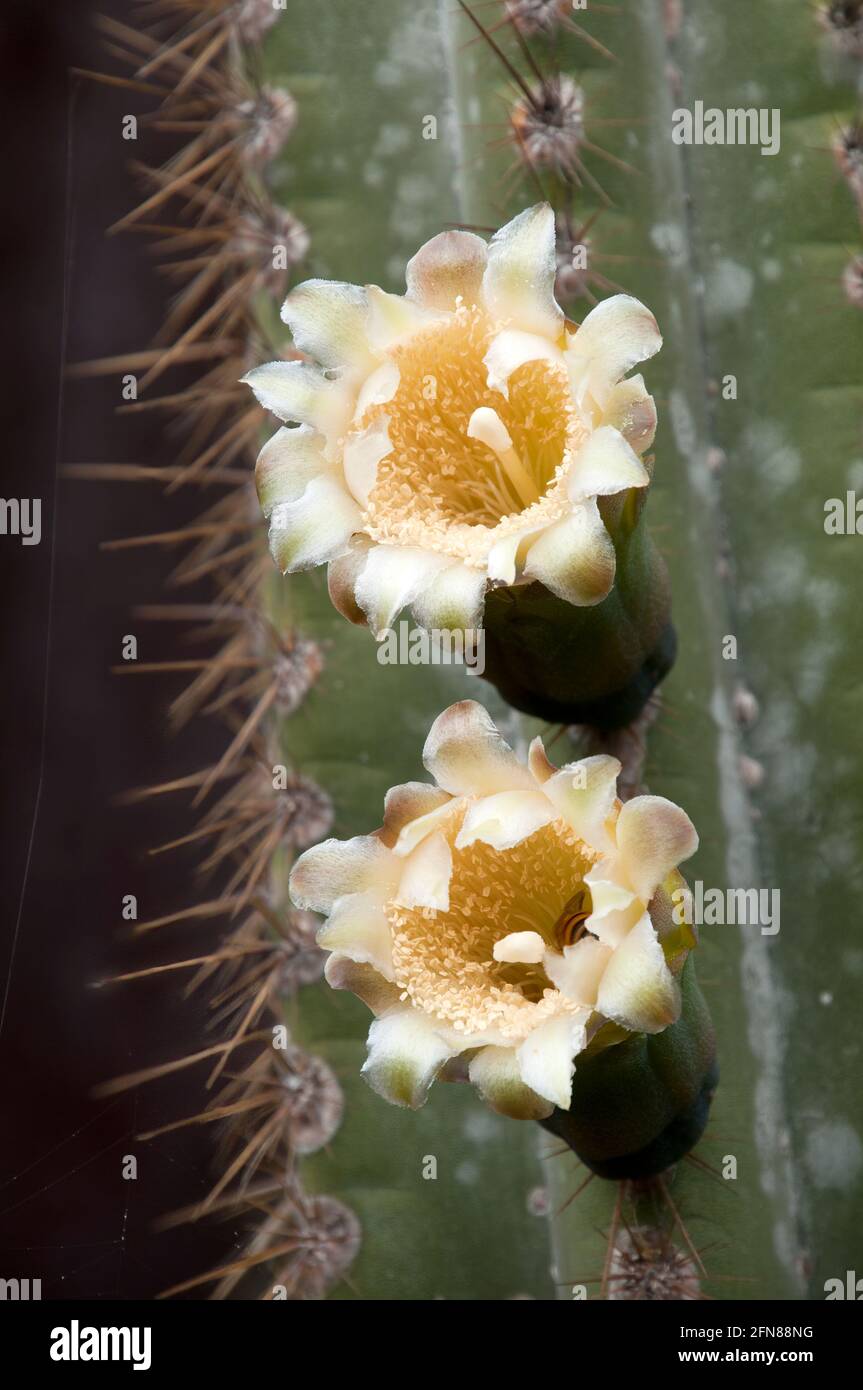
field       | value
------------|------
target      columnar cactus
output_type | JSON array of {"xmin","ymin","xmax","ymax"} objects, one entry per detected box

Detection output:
[{"xmin": 84, "ymin": 0, "xmax": 863, "ymax": 1301}]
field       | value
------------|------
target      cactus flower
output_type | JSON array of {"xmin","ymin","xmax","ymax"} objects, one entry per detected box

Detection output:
[
  {"xmin": 289, "ymin": 700, "xmax": 699, "ymax": 1120},
  {"xmin": 245, "ymin": 204, "xmax": 662, "ymax": 643}
]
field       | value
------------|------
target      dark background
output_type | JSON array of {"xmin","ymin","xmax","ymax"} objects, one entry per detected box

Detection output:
[{"xmin": 0, "ymin": 0, "xmax": 241, "ymax": 1297}]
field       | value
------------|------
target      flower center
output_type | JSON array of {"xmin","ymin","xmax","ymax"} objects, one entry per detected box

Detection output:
[
  {"xmin": 358, "ymin": 304, "xmax": 581, "ymax": 565},
  {"xmin": 387, "ymin": 809, "xmax": 595, "ymax": 1043}
]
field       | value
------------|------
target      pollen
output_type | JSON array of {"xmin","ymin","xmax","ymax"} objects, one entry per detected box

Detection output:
[
  {"xmin": 357, "ymin": 304, "xmax": 582, "ymax": 565},
  {"xmin": 388, "ymin": 808, "xmax": 596, "ymax": 1042}
]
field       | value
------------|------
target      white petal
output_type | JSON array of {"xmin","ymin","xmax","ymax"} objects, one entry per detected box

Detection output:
[
  {"xmin": 469, "ymin": 1045, "xmax": 553, "ymax": 1120},
  {"xmin": 395, "ymin": 831, "xmax": 453, "ymax": 911},
  {"xmin": 411, "ymin": 562, "xmax": 487, "ymax": 635},
  {"xmin": 566, "ymin": 294, "xmax": 661, "ymax": 410},
  {"xmin": 486, "ymin": 523, "xmax": 546, "ymax": 585},
  {"xmin": 325, "ymin": 955, "xmax": 401, "ymax": 1016},
  {"xmin": 455, "ymin": 790, "xmax": 555, "ymax": 851},
  {"xmin": 354, "ymin": 359, "xmax": 400, "ymax": 421},
  {"xmin": 603, "ymin": 374, "xmax": 657, "ymax": 454},
  {"xmin": 317, "ymin": 890, "xmax": 394, "ymax": 979},
  {"xmin": 392, "ymin": 799, "xmax": 457, "ymax": 856},
  {"xmin": 527, "ymin": 736, "xmax": 556, "ymax": 785},
  {"xmin": 584, "ymin": 863, "xmax": 636, "ymax": 915},
  {"xmin": 280, "ymin": 279, "xmax": 373, "ymax": 372},
  {"xmin": 493, "ymin": 931, "xmax": 546, "ymax": 964},
  {"xmin": 481, "ymin": 203, "xmax": 563, "ymax": 338},
  {"xmin": 584, "ymin": 863, "xmax": 642, "ymax": 948},
  {"xmin": 382, "ymin": 781, "xmax": 451, "ymax": 846},
  {"xmin": 423, "ymin": 700, "xmax": 535, "ymax": 796},
  {"xmin": 649, "ymin": 869, "xmax": 697, "ymax": 967},
  {"xmin": 543, "ymin": 936, "xmax": 611, "ymax": 1005},
  {"xmin": 362, "ymin": 1008, "xmax": 454, "ymax": 1109},
  {"xmin": 523, "ymin": 499, "xmax": 616, "ymax": 607},
  {"xmin": 406, "ymin": 229, "xmax": 488, "ymax": 309},
  {"xmin": 542, "ymin": 755, "xmax": 620, "ymax": 853},
  {"xmin": 242, "ymin": 360, "xmax": 349, "ymax": 437},
  {"xmin": 586, "ymin": 900, "xmax": 643, "ymax": 950},
  {"xmin": 616, "ymin": 795, "xmax": 699, "ymax": 902},
  {"xmin": 354, "ymin": 544, "xmax": 452, "ymax": 638},
  {"xmin": 268, "ymin": 473, "xmax": 361, "ymax": 573},
  {"xmin": 327, "ymin": 539, "xmax": 371, "ymax": 625},
  {"xmin": 484, "ymin": 329, "xmax": 564, "ymax": 398},
  {"xmin": 595, "ymin": 912, "xmax": 680, "ymax": 1034},
  {"xmin": 516, "ymin": 1012, "xmax": 588, "ymax": 1110},
  {"xmin": 342, "ymin": 418, "xmax": 392, "ymax": 506},
  {"xmin": 589, "ymin": 908, "xmax": 642, "ymax": 950},
  {"xmin": 255, "ymin": 424, "xmax": 328, "ymax": 516},
  {"xmin": 365, "ymin": 285, "xmax": 441, "ymax": 353},
  {"xmin": 290, "ymin": 834, "xmax": 399, "ymax": 914},
  {"xmin": 567, "ymin": 424, "xmax": 649, "ymax": 504}
]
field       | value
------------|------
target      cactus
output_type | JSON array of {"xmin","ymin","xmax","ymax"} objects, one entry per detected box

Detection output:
[{"xmin": 83, "ymin": 0, "xmax": 863, "ymax": 1301}]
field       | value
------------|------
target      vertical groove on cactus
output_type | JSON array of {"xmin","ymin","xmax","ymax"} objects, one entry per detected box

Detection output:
[{"xmin": 674, "ymin": 0, "xmax": 863, "ymax": 1299}]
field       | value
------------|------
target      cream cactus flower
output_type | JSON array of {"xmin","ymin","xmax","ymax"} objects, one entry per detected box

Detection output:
[
  {"xmin": 290, "ymin": 701, "xmax": 699, "ymax": 1119},
  {"xmin": 244, "ymin": 204, "xmax": 662, "ymax": 638}
]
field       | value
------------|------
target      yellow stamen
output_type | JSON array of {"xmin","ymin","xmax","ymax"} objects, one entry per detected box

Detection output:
[
  {"xmin": 388, "ymin": 806, "xmax": 597, "ymax": 1042},
  {"xmin": 357, "ymin": 304, "xmax": 583, "ymax": 563}
]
